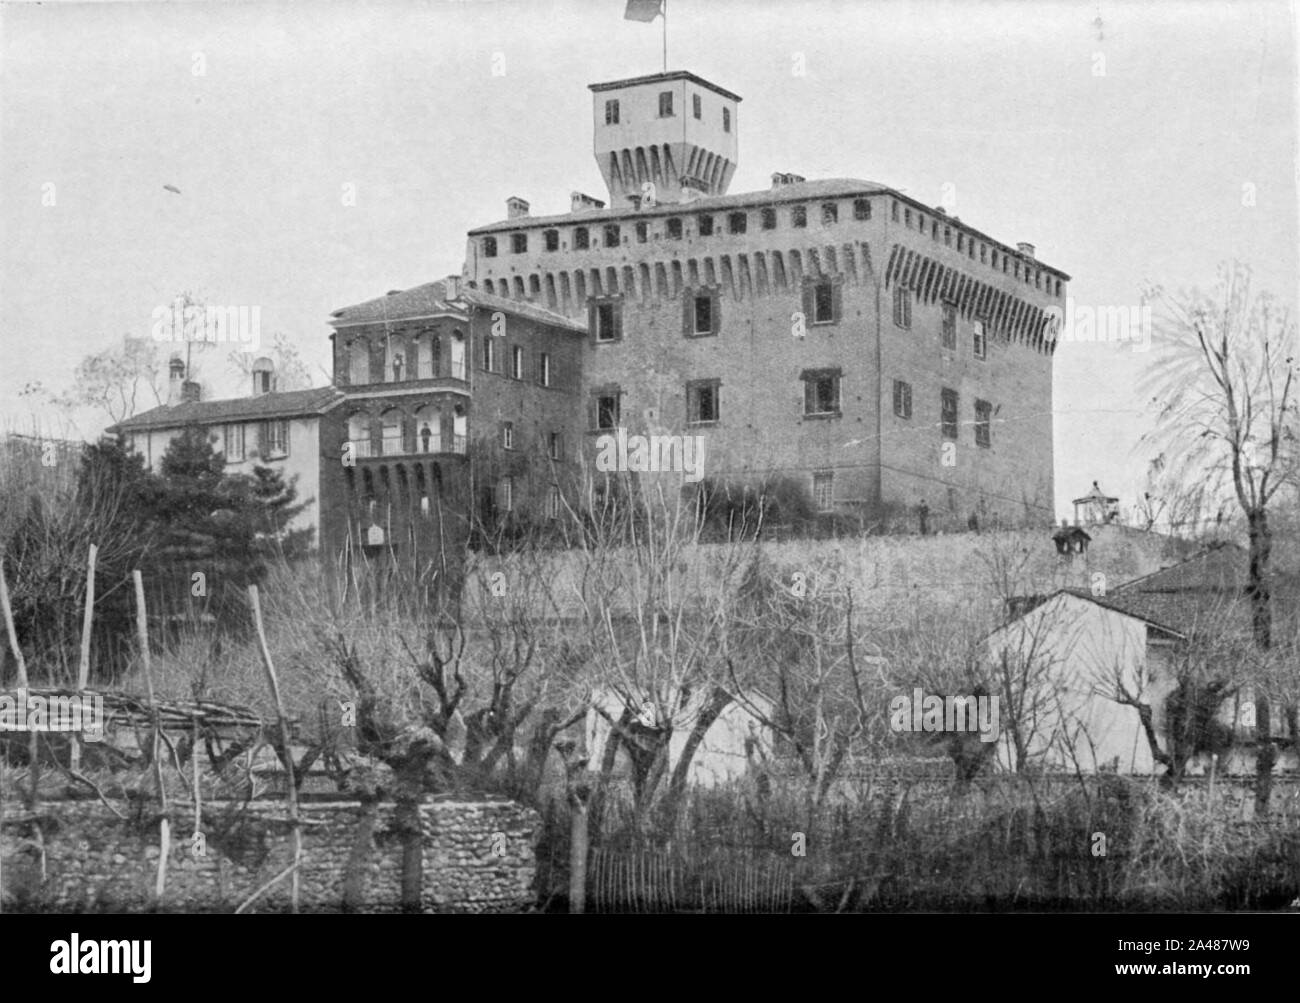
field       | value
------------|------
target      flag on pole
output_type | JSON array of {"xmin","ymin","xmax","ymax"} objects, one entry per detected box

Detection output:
[{"xmin": 625, "ymin": 0, "xmax": 664, "ymax": 22}]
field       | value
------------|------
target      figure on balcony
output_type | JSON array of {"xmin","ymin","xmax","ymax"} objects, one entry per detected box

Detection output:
[
  {"xmin": 420, "ymin": 422, "xmax": 433, "ymax": 453},
  {"xmin": 393, "ymin": 351, "xmax": 404, "ymax": 382}
]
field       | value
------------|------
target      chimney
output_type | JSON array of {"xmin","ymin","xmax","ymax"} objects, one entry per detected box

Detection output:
[
  {"xmin": 570, "ymin": 191, "xmax": 606, "ymax": 213},
  {"xmin": 167, "ymin": 356, "xmax": 185, "ymax": 405},
  {"xmin": 181, "ymin": 380, "xmax": 201, "ymax": 404},
  {"xmin": 506, "ymin": 196, "xmax": 530, "ymax": 219},
  {"xmin": 444, "ymin": 274, "xmax": 460, "ymax": 300},
  {"xmin": 1017, "ymin": 242, "xmax": 1036, "ymax": 259},
  {"xmin": 771, "ymin": 172, "xmax": 806, "ymax": 188}
]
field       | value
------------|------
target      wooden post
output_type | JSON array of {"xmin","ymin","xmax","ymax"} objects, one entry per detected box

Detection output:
[
  {"xmin": 568, "ymin": 796, "xmax": 588, "ymax": 914},
  {"xmin": 248, "ymin": 584, "xmax": 302, "ymax": 914},
  {"xmin": 72, "ymin": 544, "xmax": 98, "ymax": 772},
  {"xmin": 0, "ymin": 555, "xmax": 38, "ymax": 807},
  {"xmin": 133, "ymin": 570, "xmax": 168, "ymax": 908}
]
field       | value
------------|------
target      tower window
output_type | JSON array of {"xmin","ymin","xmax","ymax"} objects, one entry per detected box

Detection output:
[
  {"xmin": 722, "ymin": 107, "xmax": 731, "ymax": 132},
  {"xmin": 891, "ymin": 201, "xmax": 900, "ymax": 221},
  {"xmin": 802, "ymin": 369, "xmax": 841, "ymax": 416},
  {"xmin": 941, "ymin": 303, "xmax": 956, "ymax": 350},
  {"xmin": 511, "ymin": 345, "xmax": 525, "ymax": 379},
  {"xmin": 482, "ymin": 337, "xmax": 497, "ymax": 372},
  {"xmin": 511, "ymin": 232, "xmax": 527, "ymax": 254},
  {"xmin": 697, "ymin": 214, "xmax": 714, "ymax": 236},
  {"xmin": 499, "ymin": 476, "xmax": 513, "ymax": 513},
  {"xmin": 658, "ymin": 91, "xmax": 674, "ymax": 117},
  {"xmin": 893, "ymin": 286, "xmax": 912, "ymax": 328},
  {"xmin": 574, "ymin": 227, "xmax": 589, "ymax": 250},
  {"xmin": 973, "ymin": 319, "xmax": 987, "ymax": 360},
  {"xmin": 728, "ymin": 211, "xmax": 747, "ymax": 234},
  {"xmin": 544, "ymin": 229, "xmax": 560, "ymax": 251},
  {"xmin": 503, "ymin": 421, "xmax": 515, "ymax": 450},
  {"xmin": 761, "ymin": 208, "xmax": 777, "ymax": 230},
  {"xmin": 893, "ymin": 380, "xmax": 913, "ymax": 419},
  {"xmin": 974, "ymin": 399, "xmax": 992, "ymax": 448},
  {"xmin": 592, "ymin": 300, "xmax": 621, "ymax": 343},
  {"xmin": 813, "ymin": 472, "xmax": 834, "ymax": 513},
  {"xmin": 547, "ymin": 484, "xmax": 561, "ymax": 519},
  {"xmin": 791, "ymin": 205, "xmax": 807, "ymax": 228},
  {"xmin": 941, "ymin": 387, "xmax": 959, "ymax": 440},
  {"xmin": 853, "ymin": 198, "xmax": 871, "ymax": 220},
  {"xmin": 483, "ymin": 236, "xmax": 498, "ymax": 258},
  {"xmin": 538, "ymin": 352, "xmax": 551, "ymax": 387},
  {"xmin": 666, "ymin": 217, "xmax": 683, "ymax": 240},
  {"xmin": 604, "ymin": 224, "xmax": 621, "ymax": 248},
  {"xmin": 822, "ymin": 202, "xmax": 839, "ymax": 225},
  {"xmin": 605, "ymin": 99, "xmax": 620, "ymax": 125},
  {"xmin": 693, "ymin": 93, "xmax": 702, "ymax": 119},
  {"xmin": 944, "ymin": 227, "xmax": 952, "ymax": 247},
  {"xmin": 687, "ymin": 292, "xmax": 721, "ymax": 336},
  {"xmin": 687, "ymin": 379, "xmax": 721, "ymax": 424},
  {"xmin": 594, "ymin": 392, "xmax": 621, "ymax": 430},
  {"xmin": 549, "ymin": 431, "xmax": 563, "ymax": 461},
  {"xmin": 635, "ymin": 221, "xmax": 648, "ymax": 243},
  {"xmin": 810, "ymin": 280, "xmax": 837, "ymax": 324}
]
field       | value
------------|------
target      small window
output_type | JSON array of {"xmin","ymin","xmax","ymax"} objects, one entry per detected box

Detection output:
[
  {"xmin": 813, "ymin": 281, "xmax": 834, "ymax": 324},
  {"xmin": 944, "ymin": 227, "xmax": 952, "ymax": 247},
  {"xmin": 979, "ymin": 244, "xmax": 987, "ymax": 263},
  {"xmin": 658, "ymin": 90, "xmax": 674, "ymax": 117},
  {"xmin": 969, "ymin": 241, "xmax": 976, "ymax": 260},
  {"xmin": 483, "ymin": 236, "xmax": 498, "ymax": 258},
  {"xmin": 693, "ymin": 93, "xmax": 702, "ymax": 119},
  {"xmin": 918, "ymin": 215, "xmax": 925, "ymax": 232},
  {"xmin": 693, "ymin": 295, "xmax": 713, "ymax": 335},
  {"xmin": 688, "ymin": 379, "xmax": 720, "ymax": 424},
  {"xmin": 499, "ymin": 476, "xmax": 514, "ymax": 513},
  {"xmin": 538, "ymin": 352, "xmax": 551, "ymax": 387},
  {"xmin": 893, "ymin": 286, "xmax": 912, "ymax": 328},
  {"xmin": 635, "ymin": 221, "xmax": 648, "ymax": 243},
  {"xmin": 891, "ymin": 201, "xmax": 900, "ymax": 222},
  {"xmin": 722, "ymin": 107, "xmax": 731, "ymax": 132},
  {"xmin": 760, "ymin": 208, "xmax": 777, "ymax": 230},
  {"xmin": 666, "ymin": 217, "xmax": 683, "ymax": 240},
  {"xmin": 503, "ymin": 421, "xmax": 515, "ymax": 450},
  {"xmin": 605, "ymin": 99, "xmax": 620, "ymax": 125},
  {"xmin": 791, "ymin": 205, "xmax": 807, "ymax": 228},
  {"xmin": 931, "ymin": 221, "xmax": 938, "ymax": 240},
  {"xmin": 957, "ymin": 234, "xmax": 964, "ymax": 252},
  {"xmin": 853, "ymin": 198, "xmax": 871, "ymax": 220},
  {"xmin": 975, "ymin": 399, "xmax": 992, "ymax": 448},
  {"xmin": 973, "ymin": 319, "xmax": 987, "ymax": 360},
  {"xmin": 482, "ymin": 337, "xmax": 497, "ymax": 372},
  {"xmin": 728, "ymin": 211, "xmax": 747, "ymax": 234},
  {"xmin": 802, "ymin": 370, "xmax": 841, "ymax": 416},
  {"xmin": 941, "ymin": 303, "xmax": 956, "ymax": 350},
  {"xmin": 263, "ymin": 419, "xmax": 289, "ymax": 459},
  {"xmin": 941, "ymin": 387, "xmax": 959, "ymax": 440},
  {"xmin": 511, "ymin": 345, "xmax": 525, "ymax": 379},
  {"xmin": 697, "ymin": 214, "xmax": 714, "ymax": 236},
  {"xmin": 892, "ymin": 380, "xmax": 913, "ymax": 419},
  {"xmin": 544, "ymin": 229, "xmax": 559, "ymax": 251},
  {"xmin": 548, "ymin": 432, "xmax": 563, "ymax": 461},
  {"xmin": 596, "ymin": 393, "xmax": 620, "ymax": 430},
  {"xmin": 604, "ymin": 224, "xmax": 621, "ymax": 248},
  {"xmin": 991, "ymin": 250, "xmax": 999, "ymax": 269},
  {"xmin": 821, "ymin": 202, "xmax": 838, "ymax": 225},
  {"xmin": 224, "ymin": 423, "xmax": 245, "ymax": 462},
  {"xmin": 593, "ymin": 301, "xmax": 619, "ymax": 342},
  {"xmin": 574, "ymin": 227, "xmax": 589, "ymax": 250},
  {"xmin": 511, "ymin": 232, "xmax": 527, "ymax": 254},
  {"xmin": 547, "ymin": 484, "xmax": 561, "ymax": 519},
  {"xmin": 813, "ymin": 472, "xmax": 834, "ymax": 513},
  {"xmin": 904, "ymin": 208, "xmax": 912, "ymax": 227}
]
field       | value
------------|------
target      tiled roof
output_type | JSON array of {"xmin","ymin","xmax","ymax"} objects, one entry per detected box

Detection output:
[
  {"xmin": 329, "ymin": 279, "xmax": 585, "ymax": 332},
  {"xmin": 110, "ymin": 386, "xmax": 345, "ymax": 432}
]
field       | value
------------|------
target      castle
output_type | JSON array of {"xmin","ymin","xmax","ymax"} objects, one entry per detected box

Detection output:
[{"xmin": 113, "ymin": 68, "xmax": 1068, "ymax": 573}]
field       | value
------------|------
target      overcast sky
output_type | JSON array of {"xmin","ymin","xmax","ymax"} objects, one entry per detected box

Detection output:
[{"xmin": 1, "ymin": 0, "xmax": 1295, "ymax": 520}]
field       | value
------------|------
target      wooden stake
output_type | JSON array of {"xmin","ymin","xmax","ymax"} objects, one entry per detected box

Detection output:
[
  {"xmin": 72, "ymin": 544, "xmax": 97, "ymax": 771},
  {"xmin": 133, "ymin": 571, "xmax": 166, "ymax": 813},
  {"xmin": 248, "ymin": 584, "xmax": 301, "ymax": 914}
]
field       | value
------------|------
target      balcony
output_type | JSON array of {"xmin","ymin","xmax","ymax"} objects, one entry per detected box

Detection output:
[
  {"xmin": 349, "ymin": 435, "xmax": 467, "ymax": 459},
  {"xmin": 414, "ymin": 359, "xmax": 467, "ymax": 381}
]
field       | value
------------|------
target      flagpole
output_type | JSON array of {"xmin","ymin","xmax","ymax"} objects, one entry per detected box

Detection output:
[{"xmin": 662, "ymin": 0, "xmax": 667, "ymax": 72}]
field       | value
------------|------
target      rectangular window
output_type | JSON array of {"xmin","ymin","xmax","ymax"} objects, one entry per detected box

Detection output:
[
  {"xmin": 547, "ymin": 484, "xmax": 561, "ymax": 519},
  {"xmin": 666, "ymin": 217, "xmax": 683, "ymax": 240},
  {"xmin": 693, "ymin": 93, "xmax": 702, "ymax": 119},
  {"xmin": 941, "ymin": 303, "xmax": 956, "ymax": 350},
  {"xmin": 975, "ymin": 399, "xmax": 992, "ymax": 448},
  {"xmin": 802, "ymin": 369, "xmax": 841, "ymax": 416},
  {"xmin": 853, "ymin": 197, "xmax": 871, "ymax": 220},
  {"xmin": 635, "ymin": 221, "xmax": 648, "ymax": 243},
  {"xmin": 722, "ymin": 107, "xmax": 731, "ymax": 132},
  {"xmin": 813, "ymin": 472, "xmax": 834, "ymax": 513},
  {"xmin": 263, "ymin": 419, "xmax": 289, "ymax": 459},
  {"xmin": 499, "ymin": 476, "xmax": 513, "ymax": 513},
  {"xmin": 813, "ymin": 281, "xmax": 834, "ymax": 324},
  {"xmin": 482, "ymin": 337, "xmax": 497, "ymax": 372},
  {"xmin": 511, "ymin": 345, "xmax": 525, "ymax": 379},
  {"xmin": 595, "ymin": 392, "xmax": 620, "ymax": 430},
  {"xmin": 891, "ymin": 201, "xmax": 900, "ymax": 222},
  {"xmin": 688, "ymin": 379, "xmax": 720, "ymax": 424},
  {"xmin": 686, "ymin": 291, "xmax": 721, "ymax": 337},
  {"xmin": 511, "ymin": 232, "xmax": 527, "ymax": 254},
  {"xmin": 538, "ymin": 352, "xmax": 551, "ymax": 387},
  {"xmin": 941, "ymin": 387, "xmax": 959, "ymax": 440},
  {"xmin": 503, "ymin": 421, "xmax": 515, "ymax": 450},
  {"xmin": 893, "ymin": 286, "xmax": 912, "ymax": 328},
  {"xmin": 658, "ymin": 91, "xmax": 673, "ymax": 117},
  {"xmin": 904, "ymin": 208, "xmax": 912, "ymax": 227},
  {"xmin": 973, "ymin": 319, "xmax": 987, "ymax": 360},
  {"xmin": 944, "ymin": 227, "xmax": 952, "ymax": 247},
  {"xmin": 544, "ymin": 229, "xmax": 559, "ymax": 251},
  {"xmin": 593, "ymin": 301, "xmax": 619, "ymax": 342},
  {"xmin": 574, "ymin": 227, "xmax": 589, "ymax": 250},
  {"xmin": 821, "ymin": 202, "xmax": 838, "ymax": 224},
  {"xmin": 224, "ymin": 423, "xmax": 245, "ymax": 462},
  {"xmin": 957, "ymin": 233, "xmax": 964, "ymax": 252},
  {"xmin": 728, "ymin": 211, "xmax": 747, "ymax": 234},
  {"xmin": 761, "ymin": 207, "xmax": 777, "ymax": 230},
  {"xmin": 483, "ymin": 236, "xmax": 497, "ymax": 258},
  {"xmin": 549, "ymin": 432, "xmax": 563, "ymax": 461},
  {"xmin": 892, "ymin": 380, "xmax": 913, "ymax": 419},
  {"xmin": 791, "ymin": 205, "xmax": 807, "ymax": 228},
  {"xmin": 604, "ymin": 224, "xmax": 621, "ymax": 248},
  {"xmin": 697, "ymin": 214, "xmax": 714, "ymax": 236},
  {"xmin": 605, "ymin": 99, "xmax": 620, "ymax": 125}
]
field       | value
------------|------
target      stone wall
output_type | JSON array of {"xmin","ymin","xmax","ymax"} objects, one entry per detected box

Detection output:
[{"xmin": 0, "ymin": 797, "xmax": 538, "ymax": 914}]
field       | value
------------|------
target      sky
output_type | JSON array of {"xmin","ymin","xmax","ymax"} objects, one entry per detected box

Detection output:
[{"xmin": 1, "ymin": 0, "xmax": 1296, "ymax": 521}]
